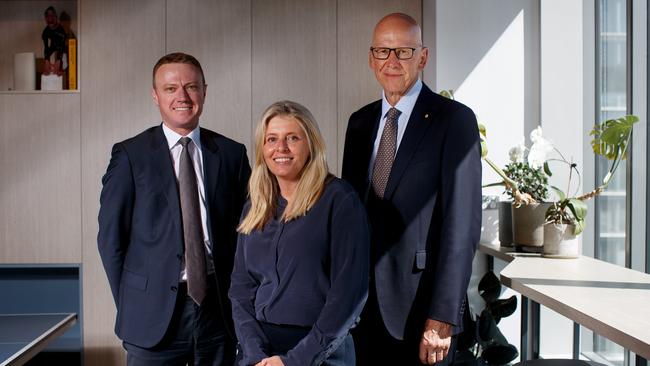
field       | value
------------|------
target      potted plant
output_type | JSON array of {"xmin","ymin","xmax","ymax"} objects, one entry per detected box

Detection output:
[
  {"xmin": 543, "ymin": 115, "xmax": 638, "ymax": 257},
  {"xmin": 502, "ymin": 129, "xmax": 553, "ymax": 251},
  {"xmin": 455, "ymin": 271, "xmax": 518, "ymax": 366},
  {"xmin": 478, "ymin": 126, "xmax": 554, "ymax": 251},
  {"xmin": 439, "ymin": 90, "xmax": 538, "ymax": 247}
]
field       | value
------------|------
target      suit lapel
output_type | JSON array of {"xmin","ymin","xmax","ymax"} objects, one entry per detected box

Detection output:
[
  {"xmin": 362, "ymin": 103, "xmax": 382, "ymax": 169},
  {"xmin": 200, "ymin": 128, "xmax": 220, "ymax": 210},
  {"xmin": 343, "ymin": 100, "xmax": 381, "ymax": 202},
  {"xmin": 384, "ymin": 86, "xmax": 437, "ymax": 200},
  {"xmin": 149, "ymin": 126, "xmax": 182, "ymax": 237}
]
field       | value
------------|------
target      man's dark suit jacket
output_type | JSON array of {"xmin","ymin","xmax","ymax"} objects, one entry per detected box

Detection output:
[
  {"xmin": 98, "ymin": 125, "xmax": 251, "ymax": 348},
  {"xmin": 341, "ymin": 83, "xmax": 482, "ymax": 340}
]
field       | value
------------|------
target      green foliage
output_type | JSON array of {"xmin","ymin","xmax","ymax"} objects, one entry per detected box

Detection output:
[
  {"xmin": 478, "ymin": 271, "xmax": 501, "ymax": 303},
  {"xmin": 457, "ymin": 271, "xmax": 519, "ymax": 366},
  {"xmin": 487, "ymin": 296, "xmax": 517, "ymax": 323},
  {"xmin": 546, "ymin": 114, "xmax": 639, "ymax": 232},
  {"xmin": 546, "ymin": 198, "xmax": 588, "ymax": 235},
  {"xmin": 503, "ymin": 162, "xmax": 548, "ymax": 202},
  {"xmin": 478, "ymin": 122, "xmax": 488, "ymax": 158},
  {"xmin": 590, "ymin": 115, "xmax": 639, "ymax": 186},
  {"xmin": 590, "ymin": 115, "xmax": 638, "ymax": 160},
  {"xmin": 439, "ymin": 89, "xmax": 455, "ymax": 99},
  {"xmin": 439, "ymin": 86, "xmax": 638, "ymax": 237}
]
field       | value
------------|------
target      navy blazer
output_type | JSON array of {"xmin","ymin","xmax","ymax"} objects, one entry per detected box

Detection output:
[
  {"xmin": 341, "ymin": 84, "xmax": 482, "ymax": 340},
  {"xmin": 98, "ymin": 125, "xmax": 251, "ymax": 348}
]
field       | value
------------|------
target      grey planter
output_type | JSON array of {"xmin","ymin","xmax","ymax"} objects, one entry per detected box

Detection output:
[
  {"xmin": 498, "ymin": 201, "xmax": 513, "ymax": 247},
  {"xmin": 511, "ymin": 202, "xmax": 552, "ymax": 250},
  {"xmin": 543, "ymin": 223, "xmax": 580, "ymax": 258}
]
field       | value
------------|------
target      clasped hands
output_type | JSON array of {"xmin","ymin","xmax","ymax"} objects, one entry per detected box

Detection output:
[
  {"xmin": 254, "ymin": 355, "xmax": 284, "ymax": 366},
  {"xmin": 419, "ymin": 319, "xmax": 452, "ymax": 365},
  {"xmin": 252, "ymin": 319, "xmax": 451, "ymax": 366}
]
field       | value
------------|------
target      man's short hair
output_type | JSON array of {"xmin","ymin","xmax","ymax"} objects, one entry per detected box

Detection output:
[
  {"xmin": 152, "ymin": 52, "xmax": 206, "ymax": 88},
  {"xmin": 44, "ymin": 6, "xmax": 57, "ymax": 16}
]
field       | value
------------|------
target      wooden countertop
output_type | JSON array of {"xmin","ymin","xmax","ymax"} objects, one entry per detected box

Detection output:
[{"xmin": 479, "ymin": 242, "xmax": 650, "ymax": 359}]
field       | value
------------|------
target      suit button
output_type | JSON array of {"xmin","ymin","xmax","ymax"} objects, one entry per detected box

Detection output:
[{"xmin": 171, "ymin": 286, "xmax": 177, "ymax": 292}]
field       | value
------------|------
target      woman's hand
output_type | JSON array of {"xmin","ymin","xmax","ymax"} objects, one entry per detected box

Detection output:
[{"xmin": 254, "ymin": 355, "xmax": 284, "ymax": 366}]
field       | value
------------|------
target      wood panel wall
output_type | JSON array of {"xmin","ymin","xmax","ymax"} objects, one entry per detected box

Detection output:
[
  {"xmin": 166, "ymin": 0, "xmax": 253, "ymax": 149},
  {"xmin": 2, "ymin": 1, "xmax": 423, "ymax": 364},
  {"xmin": 337, "ymin": 0, "xmax": 422, "ymax": 170},
  {"xmin": 80, "ymin": 0, "xmax": 165, "ymax": 364},
  {"xmin": 0, "ymin": 92, "xmax": 81, "ymax": 263},
  {"xmin": 252, "ymin": 0, "xmax": 338, "ymax": 170}
]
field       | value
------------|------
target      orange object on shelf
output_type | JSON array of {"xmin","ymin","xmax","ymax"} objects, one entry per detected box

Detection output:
[{"xmin": 67, "ymin": 37, "xmax": 77, "ymax": 90}]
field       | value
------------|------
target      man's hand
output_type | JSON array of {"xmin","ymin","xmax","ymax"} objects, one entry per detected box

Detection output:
[
  {"xmin": 254, "ymin": 355, "xmax": 284, "ymax": 366},
  {"xmin": 419, "ymin": 319, "xmax": 452, "ymax": 365}
]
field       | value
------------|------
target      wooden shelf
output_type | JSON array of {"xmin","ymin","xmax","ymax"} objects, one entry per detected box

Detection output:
[
  {"xmin": 0, "ymin": 90, "xmax": 79, "ymax": 95},
  {"xmin": 0, "ymin": 0, "xmax": 78, "ymax": 91}
]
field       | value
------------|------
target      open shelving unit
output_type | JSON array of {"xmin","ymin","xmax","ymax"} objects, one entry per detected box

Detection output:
[{"xmin": 0, "ymin": 0, "xmax": 78, "ymax": 92}]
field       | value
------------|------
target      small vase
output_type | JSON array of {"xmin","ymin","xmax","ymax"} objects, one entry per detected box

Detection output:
[
  {"xmin": 511, "ymin": 202, "xmax": 551, "ymax": 251},
  {"xmin": 480, "ymin": 196, "xmax": 500, "ymax": 244},
  {"xmin": 497, "ymin": 201, "xmax": 513, "ymax": 247},
  {"xmin": 543, "ymin": 223, "xmax": 580, "ymax": 258}
]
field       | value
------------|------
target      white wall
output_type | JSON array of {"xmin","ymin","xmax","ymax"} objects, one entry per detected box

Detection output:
[
  {"xmin": 433, "ymin": 0, "xmax": 593, "ymax": 360},
  {"xmin": 539, "ymin": 0, "xmax": 586, "ymax": 358},
  {"xmin": 432, "ymin": 0, "xmax": 540, "ymax": 198}
]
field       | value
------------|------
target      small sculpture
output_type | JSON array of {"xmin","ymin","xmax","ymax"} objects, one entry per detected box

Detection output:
[{"xmin": 42, "ymin": 6, "xmax": 67, "ymax": 76}]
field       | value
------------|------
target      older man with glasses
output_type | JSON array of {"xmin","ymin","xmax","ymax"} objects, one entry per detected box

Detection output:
[{"xmin": 342, "ymin": 13, "xmax": 482, "ymax": 366}]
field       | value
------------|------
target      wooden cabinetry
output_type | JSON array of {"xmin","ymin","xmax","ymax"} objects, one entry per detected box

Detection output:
[{"xmin": 0, "ymin": 92, "xmax": 81, "ymax": 263}]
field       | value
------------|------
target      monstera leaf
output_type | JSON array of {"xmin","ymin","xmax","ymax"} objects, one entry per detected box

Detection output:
[
  {"xmin": 477, "ymin": 310, "xmax": 519, "ymax": 365},
  {"xmin": 590, "ymin": 115, "xmax": 638, "ymax": 160},
  {"xmin": 481, "ymin": 344, "xmax": 519, "ymax": 365},
  {"xmin": 478, "ymin": 271, "xmax": 501, "ymax": 304},
  {"xmin": 591, "ymin": 115, "xmax": 638, "ymax": 187},
  {"xmin": 487, "ymin": 295, "xmax": 517, "ymax": 323}
]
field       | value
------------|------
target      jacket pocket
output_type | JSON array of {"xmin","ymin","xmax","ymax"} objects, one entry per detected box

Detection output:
[{"xmin": 122, "ymin": 269, "xmax": 148, "ymax": 291}]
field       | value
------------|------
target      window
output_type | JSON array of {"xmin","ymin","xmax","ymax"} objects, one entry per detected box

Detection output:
[{"xmin": 589, "ymin": 0, "xmax": 629, "ymax": 364}]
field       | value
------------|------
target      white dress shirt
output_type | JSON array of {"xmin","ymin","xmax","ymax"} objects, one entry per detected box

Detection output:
[
  {"xmin": 368, "ymin": 78, "xmax": 423, "ymax": 179},
  {"xmin": 162, "ymin": 123, "xmax": 215, "ymax": 279}
]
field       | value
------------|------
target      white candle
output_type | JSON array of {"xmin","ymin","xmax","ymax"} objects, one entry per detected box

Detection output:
[{"xmin": 13, "ymin": 52, "xmax": 36, "ymax": 91}]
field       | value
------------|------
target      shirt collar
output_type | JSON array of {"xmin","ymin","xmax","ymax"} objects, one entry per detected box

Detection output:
[
  {"xmin": 381, "ymin": 78, "xmax": 422, "ymax": 118},
  {"xmin": 161, "ymin": 123, "xmax": 202, "ymax": 151}
]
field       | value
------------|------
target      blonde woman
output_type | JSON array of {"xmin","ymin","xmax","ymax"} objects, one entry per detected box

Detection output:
[{"xmin": 229, "ymin": 101, "xmax": 369, "ymax": 366}]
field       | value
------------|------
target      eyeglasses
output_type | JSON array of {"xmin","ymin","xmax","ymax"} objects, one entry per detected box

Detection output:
[{"xmin": 370, "ymin": 47, "xmax": 421, "ymax": 60}]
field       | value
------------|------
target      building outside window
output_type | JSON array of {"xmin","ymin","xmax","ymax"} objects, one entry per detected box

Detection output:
[{"xmin": 590, "ymin": 0, "xmax": 628, "ymax": 364}]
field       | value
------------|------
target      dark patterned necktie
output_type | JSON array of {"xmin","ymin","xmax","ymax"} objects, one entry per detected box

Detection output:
[
  {"xmin": 371, "ymin": 107, "xmax": 401, "ymax": 198},
  {"xmin": 178, "ymin": 137, "xmax": 207, "ymax": 305}
]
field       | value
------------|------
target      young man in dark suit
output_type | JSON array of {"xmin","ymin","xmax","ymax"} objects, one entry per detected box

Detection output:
[
  {"xmin": 98, "ymin": 52, "xmax": 250, "ymax": 365},
  {"xmin": 342, "ymin": 13, "xmax": 482, "ymax": 366}
]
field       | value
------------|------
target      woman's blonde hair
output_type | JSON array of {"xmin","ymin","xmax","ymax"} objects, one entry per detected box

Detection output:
[{"xmin": 238, "ymin": 101, "xmax": 330, "ymax": 234}]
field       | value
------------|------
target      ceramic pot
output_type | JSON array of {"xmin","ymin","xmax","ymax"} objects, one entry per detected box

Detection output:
[
  {"xmin": 480, "ymin": 196, "xmax": 500, "ymax": 244},
  {"xmin": 511, "ymin": 202, "xmax": 552, "ymax": 250},
  {"xmin": 497, "ymin": 201, "xmax": 513, "ymax": 247},
  {"xmin": 543, "ymin": 223, "xmax": 580, "ymax": 258}
]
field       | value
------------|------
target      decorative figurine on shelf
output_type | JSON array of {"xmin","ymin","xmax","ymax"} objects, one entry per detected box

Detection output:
[{"xmin": 42, "ymin": 6, "xmax": 67, "ymax": 77}]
